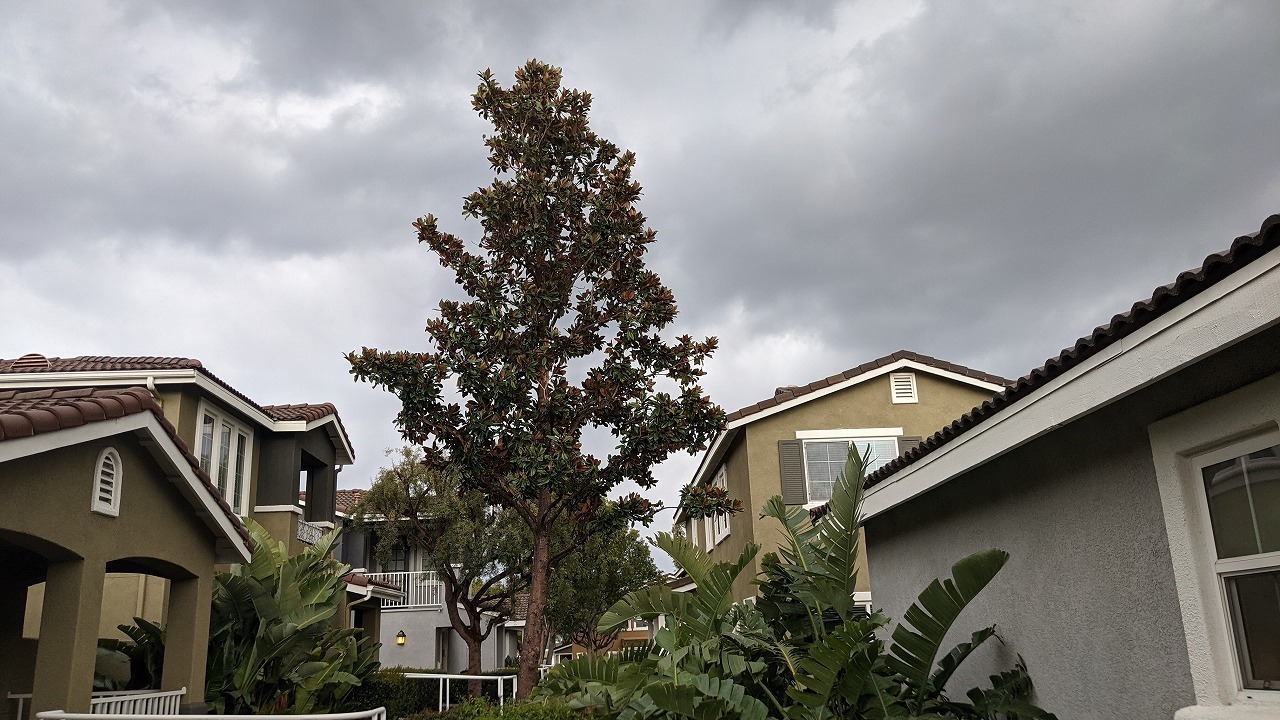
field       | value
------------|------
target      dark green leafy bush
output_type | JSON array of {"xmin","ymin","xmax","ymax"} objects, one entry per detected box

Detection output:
[
  {"xmin": 402, "ymin": 698, "xmax": 588, "ymax": 720},
  {"xmin": 539, "ymin": 449, "xmax": 1057, "ymax": 719},
  {"xmin": 348, "ymin": 669, "xmax": 519, "ymax": 719}
]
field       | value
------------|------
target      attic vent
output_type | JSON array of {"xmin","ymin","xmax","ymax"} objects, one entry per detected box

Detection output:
[
  {"xmin": 889, "ymin": 372, "xmax": 918, "ymax": 404},
  {"xmin": 92, "ymin": 447, "xmax": 122, "ymax": 517},
  {"xmin": 10, "ymin": 353, "xmax": 50, "ymax": 371}
]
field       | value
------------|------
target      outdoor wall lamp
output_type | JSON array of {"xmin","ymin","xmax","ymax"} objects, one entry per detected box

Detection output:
[{"xmin": 396, "ymin": 631, "xmax": 407, "ymax": 646}]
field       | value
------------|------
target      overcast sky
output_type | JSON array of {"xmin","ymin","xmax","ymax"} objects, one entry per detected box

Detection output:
[{"xmin": 3, "ymin": 1, "xmax": 1277, "ymax": 566}]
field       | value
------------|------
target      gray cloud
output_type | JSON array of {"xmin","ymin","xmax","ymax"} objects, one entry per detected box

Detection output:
[{"xmin": 2, "ymin": 0, "xmax": 1277, "ymax": 569}]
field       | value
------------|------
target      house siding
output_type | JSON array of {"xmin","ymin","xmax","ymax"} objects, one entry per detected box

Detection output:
[
  {"xmin": 863, "ymin": 324, "xmax": 1280, "ymax": 720},
  {"xmin": 712, "ymin": 372, "xmax": 996, "ymax": 599}
]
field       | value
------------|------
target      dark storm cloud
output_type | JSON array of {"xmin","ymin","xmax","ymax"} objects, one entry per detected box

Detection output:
[{"xmin": 2, "ymin": 0, "xmax": 1278, "ymax": 537}]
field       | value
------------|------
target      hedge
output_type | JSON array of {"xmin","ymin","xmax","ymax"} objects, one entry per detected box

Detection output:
[{"xmin": 347, "ymin": 668, "xmax": 519, "ymax": 720}]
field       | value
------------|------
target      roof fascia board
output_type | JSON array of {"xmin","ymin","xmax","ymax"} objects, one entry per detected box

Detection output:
[
  {"xmin": 0, "ymin": 412, "xmax": 252, "ymax": 563},
  {"xmin": 726, "ymin": 359, "xmax": 1004, "ymax": 432},
  {"xmin": 0, "ymin": 370, "xmax": 354, "ymax": 464},
  {"xmin": 678, "ymin": 427, "xmax": 739, "ymax": 521},
  {"xmin": 863, "ymin": 246, "xmax": 1280, "ymax": 521},
  {"xmin": 682, "ymin": 359, "xmax": 1006, "ymax": 503}
]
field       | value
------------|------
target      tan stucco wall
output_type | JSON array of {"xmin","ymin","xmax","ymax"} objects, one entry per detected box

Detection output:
[
  {"xmin": 0, "ymin": 434, "xmax": 220, "ymax": 579},
  {"xmin": 0, "ymin": 431, "xmax": 222, "ymax": 711},
  {"xmin": 161, "ymin": 387, "xmax": 264, "ymax": 511},
  {"xmin": 24, "ymin": 574, "xmax": 167, "ymax": 640},
  {"xmin": 706, "ymin": 371, "xmax": 998, "ymax": 600}
]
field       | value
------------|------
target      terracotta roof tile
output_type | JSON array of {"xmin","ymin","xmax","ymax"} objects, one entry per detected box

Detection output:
[
  {"xmin": 300, "ymin": 488, "xmax": 365, "ymax": 515},
  {"xmin": 723, "ymin": 350, "xmax": 1011, "ymax": 424},
  {"xmin": 0, "ymin": 386, "xmax": 253, "ymax": 552},
  {"xmin": 0, "ymin": 355, "xmax": 353, "ymax": 459},
  {"xmin": 809, "ymin": 214, "xmax": 1280, "ymax": 524}
]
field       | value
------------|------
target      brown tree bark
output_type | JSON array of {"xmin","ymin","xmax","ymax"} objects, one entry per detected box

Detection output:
[{"xmin": 515, "ymin": 509, "xmax": 552, "ymax": 698}]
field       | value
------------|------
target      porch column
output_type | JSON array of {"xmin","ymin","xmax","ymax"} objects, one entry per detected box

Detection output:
[
  {"xmin": 31, "ymin": 559, "xmax": 104, "ymax": 714},
  {"xmin": 161, "ymin": 574, "xmax": 212, "ymax": 711},
  {"xmin": 0, "ymin": 583, "xmax": 36, "ymax": 720}
]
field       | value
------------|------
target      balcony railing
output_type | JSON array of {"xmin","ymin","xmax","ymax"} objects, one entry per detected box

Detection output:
[
  {"xmin": 296, "ymin": 519, "xmax": 324, "ymax": 546},
  {"xmin": 364, "ymin": 571, "xmax": 443, "ymax": 608},
  {"xmin": 37, "ymin": 706, "xmax": 387, "ymax": 720},
  {"xmin": 9, "ymin": 688, "xmax": 186, "ymax": 719}
]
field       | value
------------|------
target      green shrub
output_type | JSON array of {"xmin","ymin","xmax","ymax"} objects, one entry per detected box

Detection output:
[
  {"xmin": 204, "ymin": 520, "xmax": 380, "ymax": 714},
  {"xmin": 539, "ymin": 448, "xmax": 1057, "ymax": 719},
  {"xmin": 348, "ymin": 669, "xmax": 518, "ymax": 719},
  {"xmin": 402, "ymin": 698, "xmax": 588, "ymax": 720}
]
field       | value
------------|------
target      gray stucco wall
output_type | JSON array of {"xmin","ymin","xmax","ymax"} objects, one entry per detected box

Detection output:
[
  {"xmin": 864, "ymin": 324, "xmax": 1280, "ymax": 720},
  {"xmin": 379, "ymin": 607, "xmax": 506, "ymax": 672}
]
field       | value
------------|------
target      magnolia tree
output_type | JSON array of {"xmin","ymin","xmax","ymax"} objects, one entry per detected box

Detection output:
[{"xmin": 349, "ymin": 60, "xmax": 730, "ymax": 694}]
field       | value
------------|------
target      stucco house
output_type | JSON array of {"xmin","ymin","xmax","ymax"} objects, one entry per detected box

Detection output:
[
  {"xmin": 857, "ymin": 214, "xmax": 1280, "ymax": 720},
  {"xmin": 0, "ymin": 355, "xmax": 395, "ymax": 716},
  {"xmin": 328, "ymin": 490, "xmax": 510, "ymax": 672},
  {"xmin": 678, "ymin": 350, "xmax": 1009, "ymax": 601},
  {"xmin": 0, "ymin": 386, "xmax": 252, "ymax": 717}
]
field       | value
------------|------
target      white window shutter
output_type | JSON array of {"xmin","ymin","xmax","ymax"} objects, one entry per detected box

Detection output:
[
  {"xmin": 890, "ymin": 372, "xmax": 918, "ymax": 404},
  {"xmin": 92, "ymin": 447, "xmax": 122, "ymax": 517}
]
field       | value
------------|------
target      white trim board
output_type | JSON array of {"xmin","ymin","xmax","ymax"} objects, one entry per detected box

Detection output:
[
  {"xmin": 795, "ymin": 427, "xmax": 903, "ymax": 439},
  {"xmin": 684, "ymin": 359, "xmax": 1003, "ymax": 496},
  {"xmin": 0, "ymin": 369, "xmax": 355, "ymax": 464},
  {"xmin": 0, "ymin": 412, "xmax": 251, "ymax": 563},
  {"xmin": 863, "ymin": 244, "xmax": 1280, "ymax": 521}
]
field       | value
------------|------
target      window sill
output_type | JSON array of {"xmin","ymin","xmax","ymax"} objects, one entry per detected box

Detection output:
[{"xmin": 1176, "ymin": 702, "xmax": 1280, "ymax": 719}]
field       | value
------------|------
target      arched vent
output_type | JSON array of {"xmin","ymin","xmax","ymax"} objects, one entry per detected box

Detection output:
[
  {"xmin": 10, "ymin": 353, "xmax": 50, "ymax": 371},
  {"xmin": 92, "ymin": 447, "xmax": 122, "ymax": 517}
]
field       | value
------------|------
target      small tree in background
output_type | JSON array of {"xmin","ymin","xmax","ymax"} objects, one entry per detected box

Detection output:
[
  {"xmin": 348, "ymin": 60, "xmax": 728, "ymax": 694},
  {"xmin": 353, "ymin": 447, "xmax": 530, "ymax": 694},
  {"xmin": 546, "ymin": 527, "xmax": 662, "ymax": 659}
]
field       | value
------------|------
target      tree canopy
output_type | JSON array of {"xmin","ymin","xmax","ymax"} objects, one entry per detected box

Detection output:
[{"xmin": 348, "ymin": 59, "xmax": 727, "ymax": 693}]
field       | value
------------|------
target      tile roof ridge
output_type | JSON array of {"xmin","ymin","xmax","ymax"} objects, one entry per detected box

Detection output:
[
  {"xmin": 724, "ymin": 349, "xmax": 1011, "ymax": 423},
  {"xmin": 0, "ymin": 385, "xmax": 253, "ymax": 553},
  {"xmin": 809, "ymin": 213, "xmax": 1280, "ymax": 523}
]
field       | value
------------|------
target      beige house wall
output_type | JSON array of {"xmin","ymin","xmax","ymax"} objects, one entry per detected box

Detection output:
[
  {"xmin": 705, "ymin": 371, "xmax": 998, "ymax": 600},
  {"xmin": 24, "ymin": 574, "xmax": 168, "ymax": 640},
  {"xmin": 0, "ymin": 433, "xmax": 220, "ymax": 712}
]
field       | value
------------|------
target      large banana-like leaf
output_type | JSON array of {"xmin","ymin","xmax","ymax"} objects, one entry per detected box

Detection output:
[
  {"xmin": 599, "ymin": 584, "xmax": 691, "ymax": 633},
  {"xmin": 809, "ymin": 447, "xmax": 867, "ymax": 621},
  {"xmin": 887, "ymin": 548, "xmax": 1009, "ymax": 709},
  {"xmin": 928, "ymin": 626, "xmax": 998, "ymax": 698}
]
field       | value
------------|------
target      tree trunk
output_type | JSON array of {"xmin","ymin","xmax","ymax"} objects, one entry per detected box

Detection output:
[
  {"xmin": 465, "ymin": 635, "xmax": 483, "ymax": 697},
  {"xmin": 516, "ymin": 519, "xmax": 552, "ymax": 698}
]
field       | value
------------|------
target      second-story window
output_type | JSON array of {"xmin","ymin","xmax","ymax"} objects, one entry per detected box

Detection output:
[
  {"xmin": 197, "ymin": 400, "xmax": 252, "ymax": 515},
  {"xmin": 802, "ymin": 437, "xmax": 898, "ymax": 503}
]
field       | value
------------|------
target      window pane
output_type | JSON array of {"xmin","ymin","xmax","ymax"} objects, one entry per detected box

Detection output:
[
  {"xmin": 233, "ymin": 432, "xmax": 247, "ymax": 512},
  {"xmin": 216, "ymin": 423, "xmax": 232, "ymax": 497},
  {"xmin": 1227, "ymin": 569, "xmax": 1280, "ymax": 688},
  {"xmin": 804, "ymin": 440, "xmax": 849, "ymax": 503},
  {"xmin": 199, "ymin": 414, "xmax": 215, "ymax": 473},
  {"xmin": 1202, "ymin": 443, "xmax": 1280, "ymax": 559},
  {"xmin": 855, "ymin": 438, "xmax": 899, "ymax": 476}
]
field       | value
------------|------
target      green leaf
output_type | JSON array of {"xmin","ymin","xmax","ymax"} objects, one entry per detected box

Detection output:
[{"xmin": 887, "ymin": 548, "xmax": 1009, "ymax": 711}]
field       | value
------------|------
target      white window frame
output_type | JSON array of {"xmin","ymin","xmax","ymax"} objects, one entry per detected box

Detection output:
[
  {"xmin": 195, "ymin": 400, "xmax": 254, "ymax": 516},
  {"xmin": 709, "ymin": 467, "xmax": 730, "ymax": 546},
  {"xmin": 799, "ymin": 431, "xmax": 902, "ymax": 508},
  {"xmin": 91, "ymin": 446, "xmax": 122, "ymax": 517},
  {"xmin": 1149, "ymin": 372, "xmax": 1280, "ymax": 709}
]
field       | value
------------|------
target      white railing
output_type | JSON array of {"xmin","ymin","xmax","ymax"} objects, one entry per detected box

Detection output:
[
  {"xmin": 10, "ymin": 689, "xmax": 186, "ymax": 720},
  {"xmin": 89, "ymin": 689, "xmax": 185, "ymax": 715},
  {"xmin": 296, "ymin": 519, "xmax": 325, "ymax": 545},
  {"xmin": 365, "ymin": 571, "xmax": 443, "ymax": 608},
  {"xmin": 37, "ymin": 707, "xmax": 387, "ymax": 720},
  {"xmin": 402, "ymin": 674, "xmax": 516, "ymax": 712}
]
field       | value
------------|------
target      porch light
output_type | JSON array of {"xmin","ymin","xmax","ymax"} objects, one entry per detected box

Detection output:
[{"xmin": 396, "ymin": 630, "xmax": 407, "ymax": 646}]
